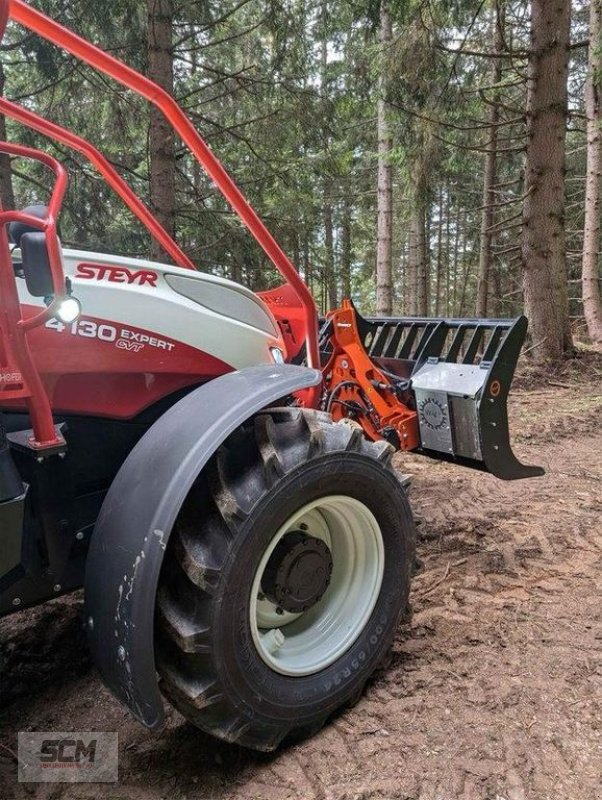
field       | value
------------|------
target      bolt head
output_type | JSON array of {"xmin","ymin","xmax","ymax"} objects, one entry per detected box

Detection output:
[
  {"xmin": 87, "ymin": 616, "xmax": 94, "ymax": 631},
  {"xmin": 117, "ymin": 645, "xmax": 126, "ymax": 662},
  {"xmin": 12, "ymin": 597, "xmax": 21, "ymax": 607},
  {"xmin": 76, "ymin": 531, "xmax": 84, "ymax": 541},
  {"xmin": 53, "ymin": 584, "xmax": 61, "ymax": 593}
]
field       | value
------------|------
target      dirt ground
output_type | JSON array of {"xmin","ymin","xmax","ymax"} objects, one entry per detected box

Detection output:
[{"xmin": 1, "ymin": 356, "xmax": 601, "ymax": 800}]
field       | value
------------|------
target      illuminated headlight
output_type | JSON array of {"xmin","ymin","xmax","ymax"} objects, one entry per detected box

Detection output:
[
  {"xmin": 55, "ymin": 296, "xmax": 82, "ymax": 324},
  {"xmin": 270, "ymin": 346, "xmax": 285, "ymax": 365}
]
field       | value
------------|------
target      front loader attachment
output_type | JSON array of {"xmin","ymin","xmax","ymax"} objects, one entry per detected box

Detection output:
[{"xmin": 321, "ymin": 305, "xmax": 544, "ymax": 480}]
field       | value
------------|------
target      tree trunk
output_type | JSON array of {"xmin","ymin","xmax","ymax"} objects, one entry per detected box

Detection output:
[
  {"xmin": 324, "ymin": 197, "xmax": 337, "ymax": 311},
  {"xmin": 477, "ymin": 1, "xmax": 503, "ymax": 317},
  {"xmin": 445, "ymin": 197, "xmax": 452, "ymax": 315},
  {"xmin": 341, "ymin": 197, "xmax": 352, "ymax": 299},
  {"xmin": 521, "ymin": 0, "xmax": 573, "ymax": 361},
  {"xmin": 407, "ymin": 208, "xmax": 419, "ymax": 315},
  {"xmin": 148, "ymin": 0, "xmax": 176, "ymax": 261},
  {"xmin": 399, "ymin": 234, "xmax": 409, "ymax": 310},
  {"xmin": 303, "ymin": 227, "xmax": 312, "ymax": 295},
  {"xmin": 452, "ymin": 207, "xmax": 463, "ymax": 315},
  {"xmin": 434, "ymin": 185, "xmax": 444, "ymax": 315},
  {"xmin": 421, "ymin": 205, "xmax": 431, "ymax": 314},
  {"xmin": 408, "ymin": 196, "xmax": 427, "ymax": 315},
  {"xmin": 582, "ymin": 0, "xmax": 602, "ymax": 347},
  {"xmin": 376, "ymin": 3, "xmax": 393, "ymax": 316},
  {"xmin": 0, "ymin": 62, "xmax": 15, "ymax": 212},
  {"xmin": 320, "ymin": 4, "xmax": 337, "ymax": 312}
]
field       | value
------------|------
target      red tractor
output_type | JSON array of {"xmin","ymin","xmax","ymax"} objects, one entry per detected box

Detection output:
[{"xmin": 0, "ymin": 0, "xmax": 542, "ymax": 751}]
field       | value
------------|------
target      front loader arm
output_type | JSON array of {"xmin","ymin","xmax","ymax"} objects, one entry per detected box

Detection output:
[{"xmin": 321, "ymin": 302, "xmax": 544, "ymax": 480}]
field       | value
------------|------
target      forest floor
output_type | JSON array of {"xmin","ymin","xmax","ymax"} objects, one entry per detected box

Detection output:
[{"xmin": 1, "ymin": 353, "xmax": 601, "ymax": 800}]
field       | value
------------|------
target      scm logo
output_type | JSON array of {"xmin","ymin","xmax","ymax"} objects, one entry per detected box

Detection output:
[
  {"xmin": 39, "ymin": 738, "xmax": 97, "ymax": 765},
  {"xmin": 76, "ymin": 263, "xmax": 158, "ymax": 287},
  {"xmin": 18, "ymin": 730, "xmax": 118, "ymax": 782}
]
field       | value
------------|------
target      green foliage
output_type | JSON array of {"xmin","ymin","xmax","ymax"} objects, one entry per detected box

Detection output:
[{"xmin": 0, "ymin": 0, "xmax": 590, "ymax": 320}]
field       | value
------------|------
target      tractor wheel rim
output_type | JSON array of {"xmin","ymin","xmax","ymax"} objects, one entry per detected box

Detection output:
[{"xmin": 250, "ymin": 495, "xmax": 384, "ymax": 676}]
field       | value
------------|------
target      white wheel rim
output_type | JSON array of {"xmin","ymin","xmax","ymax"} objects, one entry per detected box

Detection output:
[{"xmin": 250, "ymin": 495, "xmax": 385, "ymax": 676}]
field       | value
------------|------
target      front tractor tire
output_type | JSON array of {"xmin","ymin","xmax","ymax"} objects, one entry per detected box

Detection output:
[{"xmin": 155, "ymin": 408, "xmax": 415, "ymax": 751}]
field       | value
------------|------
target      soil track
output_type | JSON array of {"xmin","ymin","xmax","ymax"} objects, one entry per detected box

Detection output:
[{"xmin": 1, "ymin": 358, "xmax": 601, "ymax": 800}]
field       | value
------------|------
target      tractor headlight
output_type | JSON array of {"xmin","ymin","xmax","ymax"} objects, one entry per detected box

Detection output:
[
  {"xmin": 45, "ymin": 277, "xmax": 82, "ymax": 324},
  {"xmin": 270, "ymin": 346, "xmax": 285, "ymax": 365},
  {"xmin": 56, "ymin": 296, "xmax": 82, "ymax": 324}
]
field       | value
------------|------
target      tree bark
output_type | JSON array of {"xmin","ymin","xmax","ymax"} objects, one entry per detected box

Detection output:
[
  {"xmin": 324, "ymin": 197, "xmax": 337, "ymax": 311},
  {"xmin": 341, "ymin": 197, "xmax": 352, "ymax": 299},
  {"xmin": 408, "ymin": 207, "xmax": 419, "ymax": 315},
  {"xmin": 445, "ymin": 196, "xmax": 452, "ymax": 315},
  {"xmin": 0, "ymin": 62, "xmax": 15, "ymax": 212},
  {"xmin": 376, "ymin": 3, "xmax": 393, "ymax": 316},
  {"xmin": 434, "ymin": 185, "xmax": 444, "ymax": 315},
  {"xmin": 321, "ymin": 4, "xmax": 337, "ymax": 312},
  {"xmin": 148, "ymin": 0, "xmax": 176, "ymax": 261},
  {"xmin": 521, "ymin": 0, "xmax": 573, "ymax": 361},
  {"xmin": 303, "ymin": 227, "xmax": 312, "ymax": 295},
  {"xmin": 582, "ymin": 0, "xmax": 602, "ymax": 347},
  {"xmin": 408, "ymin": 194, "xmax": 427, "ymax": 315},
  {"xmin": 421, "ymin": 205, "xmax": 431, "ymax": 314},
  {"xmin": 452, "ymin": 207, "xmax": 463, "ymax": 315},
  {"xmin": 477, "ymin": 1, "xmax": 503, "ymax": 317}
]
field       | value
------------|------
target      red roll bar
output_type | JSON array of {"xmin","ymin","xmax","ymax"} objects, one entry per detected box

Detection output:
[
  {"xmin": 0, "ymin": 0, "xmax": 320, "ymax": 373},
  {"xmin": 0, "ymin": 97, "xmax": 196, "ymax": 271},
  {"xmin": 0, "ymin": 142, "xmax": 71, "ymax": 448}
]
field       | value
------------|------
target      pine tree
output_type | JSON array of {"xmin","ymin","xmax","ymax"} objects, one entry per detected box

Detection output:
[
  {"xmin": 582, "ymin": 0, "xmax": 602, "ymax": 346},
  {"xmin": 521, "ymin": 0, "xmax": 573, "ymax": 360}
]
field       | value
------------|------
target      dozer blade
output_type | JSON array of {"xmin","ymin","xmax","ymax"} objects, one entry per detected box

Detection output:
[{"xmin": 355, "ymin": 313, "xmax": 544, "ymax": 480}]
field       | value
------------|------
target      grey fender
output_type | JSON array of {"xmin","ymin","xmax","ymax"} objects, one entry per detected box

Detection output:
[{"xmin": 84, "ymin": 364, "xmax": 322, "ymax": 728}]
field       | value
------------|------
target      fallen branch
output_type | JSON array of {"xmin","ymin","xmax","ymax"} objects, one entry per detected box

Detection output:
[
  {"xmin": 418, "ymin": 558, "xmax": 468, "ymax": 597},
  {"xmin": 521, "ymin": 337, "xmax": 547, "ymax": 356}
]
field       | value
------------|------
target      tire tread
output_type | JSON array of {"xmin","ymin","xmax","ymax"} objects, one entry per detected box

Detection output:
[{"xmin": 156, "ymin": 408, "xmax": 413, "ymax": 751}]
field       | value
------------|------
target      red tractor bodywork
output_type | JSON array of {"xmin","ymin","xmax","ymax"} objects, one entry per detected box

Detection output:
[{"xmin": 0, "ymin": 0, "xmax": 320, "ymax": 445}]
